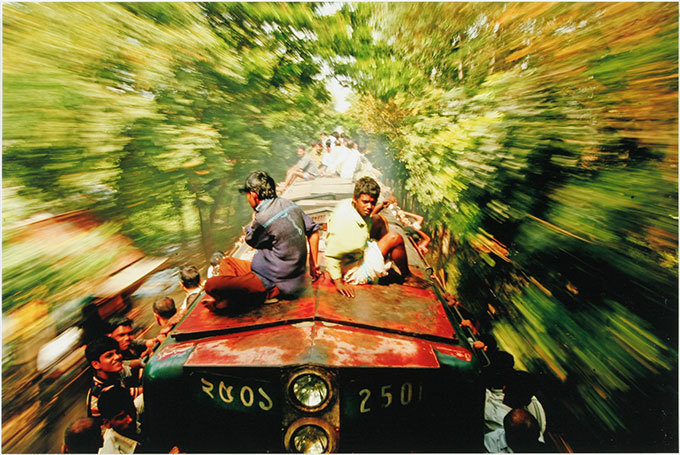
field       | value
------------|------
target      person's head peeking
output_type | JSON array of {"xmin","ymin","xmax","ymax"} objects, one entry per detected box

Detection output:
[
  {"xmin": 86, "ymin": 337, "xmax": 123, "ymax": 379},
  {"xmin": 239, "ymin": 171, "xmax": 276, "ymax": 208},
  {"xmin": 98, "ymin": 386, "xmax": 137, "ymax": 438},
  {"xmin": 153, "ymin": 296, "xmax": 177, "ymax": 326},
  {"xmin": 180, "ymin": 265, "xmax": 200, "ymax": 290},
  {"xmin": 105, "ymin": 316, "xmax": 133, "ymax": 352},
  {"xmin": 353, "ymin": 177, "xmax": 381, "ymax": 218},
  {"xmin": 503, "ymin": 408, "xmax": 541, "ymax": 452},
  {"xmin": 297, "ymin": 145, "xmax": 306, "ymax": 157},
  {"xmin": 62, "ymin": 417, "xmax": 103, "ymax": 454}
]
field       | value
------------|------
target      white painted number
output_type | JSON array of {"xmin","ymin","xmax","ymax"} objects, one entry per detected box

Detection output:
[
  {"xmin": 381, "ymin": 385, "xmax": 393, "ymax": 408},
  {"xmin": 201, "ymin": 378, "xmax": 273, "ymax": 411},
  {"xmin": 400, "ymin": 382, "xmax": 413, "ymax": 405},
  {"xmin": 219, "ymin": 381, "xmax": 234, "ymax": 403},
  {"xmin": 359, "ymin": 389, "xmax": 371, "ymax": 413},
  {"xmin": 358, "ymin": 381, "xmax": 423, "ymax": 414},
  {"xmin": 240, "ymin": 386, "xmax": 254, "ymax": 407},
  {"xmin": 201, "ymin": 377, "xmax": 215, "ymax": 399},
  {"xmin": 258, "ymin": 387, "xmax": 273, "ymax": 411}
]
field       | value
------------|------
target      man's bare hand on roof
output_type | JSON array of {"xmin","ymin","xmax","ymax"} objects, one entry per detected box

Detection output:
[
  {"xmin": 310, "ymin": 264, "xmax": 322, "ymax": 281},
  {"xmin": 332, "ymin": 278, "xmax": 355, "ymax": 298}
]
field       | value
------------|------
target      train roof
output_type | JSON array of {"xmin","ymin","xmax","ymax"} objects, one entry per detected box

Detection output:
[{"xmin": 157, "ymin": 176, "xmax": 471, "ymax": 369}]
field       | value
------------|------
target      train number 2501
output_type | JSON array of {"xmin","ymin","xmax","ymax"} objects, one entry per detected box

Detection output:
[{"xmin": 358, "ymin": 382, "xmax": 423, "ymax": 413}]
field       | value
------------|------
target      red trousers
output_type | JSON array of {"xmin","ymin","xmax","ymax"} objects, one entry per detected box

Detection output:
[{"xmin": 204, "ymin": 257, "xmax": 280, "ymax": 304}]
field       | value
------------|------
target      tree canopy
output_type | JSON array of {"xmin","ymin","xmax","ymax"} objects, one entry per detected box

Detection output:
[
  {"xmin": 330, "ymin": 2, "xmax": 677, "ymax": 449},
  {"xmin": 2, "ymin": 2, "xmax": 678, "ymax": 451}
]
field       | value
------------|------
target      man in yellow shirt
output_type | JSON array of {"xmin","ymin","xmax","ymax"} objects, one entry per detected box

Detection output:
[{"xmin": 324, "ymin": 177, "xmax": 410, "ymax": 297}]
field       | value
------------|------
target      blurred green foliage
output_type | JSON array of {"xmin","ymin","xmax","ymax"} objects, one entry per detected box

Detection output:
[
  {"xmin": 332, "ymin": 1, "xmax": 678, "ymax": 449},
  {"xmin": 2, "ymin": 2, "xmax": 349, "ymax": 376},
  {"xmin": 3, "ymin": 2, "xmax": 347, "ymax": 257},
  {"xmin": 2, "ymin": 1, "xmax": 678, "ymax": 450},
  {"xmin": 2, "ymin": 222, "xmax": 124, "ymax": 313}
]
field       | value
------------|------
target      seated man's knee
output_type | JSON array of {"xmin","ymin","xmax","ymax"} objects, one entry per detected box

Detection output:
[{"xmin": 388, "ymin": 232, "xmax": 404, "ymax": 246}]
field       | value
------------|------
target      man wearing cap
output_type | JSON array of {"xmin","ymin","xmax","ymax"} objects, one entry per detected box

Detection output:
[{"xmin": 202, "ymin": 171, "xmax": 320, "ymax": 311}]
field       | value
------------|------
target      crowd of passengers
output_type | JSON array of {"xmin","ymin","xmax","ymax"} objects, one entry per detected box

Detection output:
[{"xmin": 64, "ymin": 132, "xmax": 548, "ymax": 453}]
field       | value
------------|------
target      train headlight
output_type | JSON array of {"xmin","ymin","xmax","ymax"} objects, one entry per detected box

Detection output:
[
  {"xmin": 284, "ymin": 418, "xmax": 337, "ymax": 454},
  {"xmin": 291, "ymin": 373, "xmax": 329, "ymax": 409},
  {"xmin": 292, "ymin": 424, "xmax": 329, "ymax": 454}
]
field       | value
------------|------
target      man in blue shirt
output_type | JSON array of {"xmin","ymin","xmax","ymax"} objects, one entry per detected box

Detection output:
[{"xmin": 203, "ymin": 171, "xmax": 320, "ymax": 311}]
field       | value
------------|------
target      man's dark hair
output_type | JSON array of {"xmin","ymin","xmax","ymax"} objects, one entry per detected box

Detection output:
[
  {"xmin": 153, "ymin": 297, "xmax": 177, "ymax": 320},
  {"xmin": 504, "ymin": 408, "xmax": 541, "ymax": 452},
  {"xmin": 503, "ymin": 370, "xmax": 538, "ymax": 408},
  {"xmin": 353, "ymin": 177, "xmax": 381, "ymax": 200},
  {"xmin": 239, "ymin": 171, "xmax": 276, "ymax": 200},
  {"xmin": 484, "ymin": 350, "xmax": 514, "ymax": 389},
  {"xmin": 180, "ymin": 265, "xmax": 200, "ymax": 289},
  {"xmin": 105, "ymin": 315, "xmax": 132, "ymax": 335},
  {"xmin": 325, "ymin": 139, "xmax": 332, "ymax": 148},
  {"xmin": 64, "ymin": 417, "xmax": 103, "ymax": 453},
  {"xmin": 209, "ymin": 251, "xmax": 225, "ymax": 267},
  {"xmin": 85, "ymin": 337, "xmax": 120, "ymax": 364},
  {"xmin": 98, "ymin": 386, "xmax": 136, "ymax": 420},
  {"xmin": 297, "ymin": 145, "xmax": 306, "ymax": 151}
]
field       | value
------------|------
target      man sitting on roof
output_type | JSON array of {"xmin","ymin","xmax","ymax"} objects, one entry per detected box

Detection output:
[
  {"xmin": 324, "ymin": 177, "xmax": 412, "ymax": 298},
  {"xmin": 202, "ymin": 171, "xmax": 321, "ymax": 311},
  {"xmin": 281, "ymin": 145, "xmax": 319, "ymax": 192}
]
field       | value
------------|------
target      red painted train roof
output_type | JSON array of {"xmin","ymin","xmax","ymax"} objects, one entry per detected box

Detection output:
[
  {"xmin": 165, "ymin": 176, "xmax": 469, "ymax": 368},
  {"xmin": 173, "ymin": 274, "xmax": 455, "ymax": 341},
  {"xmin": 181, "ymin": 320, "xmax": 471, "ymax": 368}
]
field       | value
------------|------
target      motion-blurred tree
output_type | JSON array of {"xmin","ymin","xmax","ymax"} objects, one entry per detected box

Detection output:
[
  {"xmin": 334, "ymin": 2, "xmax": 678, "ymax": 450},
  {"xmin": 3, "ymin": 2, "xmax": 340, "ymax": 257}
]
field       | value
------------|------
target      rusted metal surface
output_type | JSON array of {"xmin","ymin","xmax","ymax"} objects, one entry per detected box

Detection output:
[
  {"xmin": 173, "ymin": 287, "xmax": 317, "ymax": 336},
  {"xmin": 315, "ymin": 275, "xmax": 455, "ymax": 340},
  {"xmin": 184, "ymin": 321, "xmax": 450, "ymax": 368},
  {"xmin": 173, "ymin": 274, "xmax": 454, "ymax": 342},
  {"xmin": 153, "ymin": 341, "xmax": 196, "ymax": 362},
  {"xmin": 174, "ymin": 176, "xmax": 460, "ymax": 367},
  {"xmin": 185, "ymin": 323, "xmax": 314, "ymax": 367}
]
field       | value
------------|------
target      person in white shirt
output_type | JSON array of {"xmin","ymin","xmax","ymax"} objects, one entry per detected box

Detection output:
[
  {"xmin": 326, "ymin": 139, "xmax": 346, "ymax": 176},
  {"xmin": 485, "ymin": 369, "xmax": 547, "ymax": 442},
  {"xmin": 207, "ymin": 251, "xmax": 224, "ymax": 279},
  {"xmin": 179, "ymin": 265, "xmax": 202, "ymax": 313},
  {"xmin": 484, "ymin": 408, "xmax": 545, "ymax": 453},
  {"xmin": 339, "ymin": 141, "xmax": 362, "ymax": 179}
]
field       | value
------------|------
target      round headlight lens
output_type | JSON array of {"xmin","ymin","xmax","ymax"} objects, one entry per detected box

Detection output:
[
  {"xmin": 292, "ymin": 425, "xmax": 329, "ymax": 454},
  {"xmin": 291, "ymin": 374, "xmax": 329, "ymax": 409}
]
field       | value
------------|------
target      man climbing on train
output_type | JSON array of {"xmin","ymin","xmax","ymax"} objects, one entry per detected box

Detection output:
[
  {"xmin": 324, "ymin": 176, "xmax": 414, "ymax": 298},
  {"xmin": 85, "ymin": 337, "xmax": 142, "ymax": 424},
  {"xmin": 202, "ymin": 170, "xmax": 320, "ymax": 311}
]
